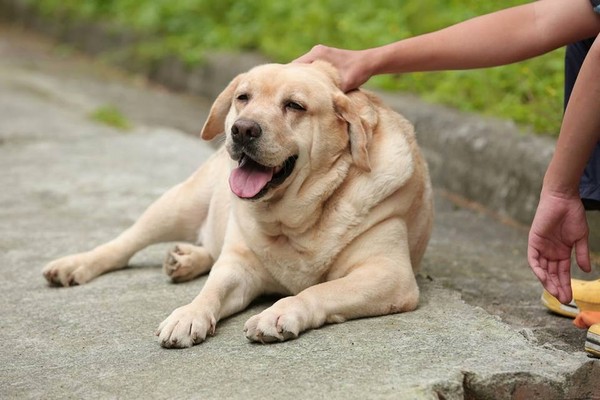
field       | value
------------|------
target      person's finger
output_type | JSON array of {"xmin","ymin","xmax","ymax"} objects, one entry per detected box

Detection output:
[
  {"xmin": 527, "ymin": 246, "xmax": 547, "ymax": 283},
  {"xmin": 293, "ymin": 45, "xmax": 329, "ymax": 64},
  {"xmin": 575, "ymin": 237, "xmax": 592, "ymax": 273},
  {"xmin": 546, "ymin": 259, "xmax": 557, "ymax": 277},
  {"xmin": 531, "ymin": 265, "xmax": 548, "ymax": 286},
  {"xmin": 292, "ymin": 53, "xmax": 315, "ymax": 64},
  {"xmin": 545, "ymin": 259, "xmax": 562, "ymax": 298},
  {"xmin": 557, "ymin": 258, "xmax": 573, "ymax": 304},
  {"xmin": 340, "ymin": 80, "xmax": 356, "ymax": 93},
  {"xmin": 539, "ymin": 256, "xmax": 548, "ymax": 276}
]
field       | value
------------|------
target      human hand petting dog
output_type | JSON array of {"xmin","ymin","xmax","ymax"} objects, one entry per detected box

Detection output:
[{"xmin": 294, "ymin": 45, "xmax": 373, "ymax": 93}]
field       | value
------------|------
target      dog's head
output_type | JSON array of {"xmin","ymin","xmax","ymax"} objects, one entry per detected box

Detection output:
[{"xmin": 201, "ymin": 62, "xmax": 376, "ymax": 201}]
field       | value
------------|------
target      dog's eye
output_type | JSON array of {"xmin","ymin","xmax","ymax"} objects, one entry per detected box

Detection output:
[
  {"xmin": 236, "ymin": 94, "xmax": 249, "ymax": 102},
  {"xmin": 285, "ymin": 101, "xmax": 306, "ymax": 112}
]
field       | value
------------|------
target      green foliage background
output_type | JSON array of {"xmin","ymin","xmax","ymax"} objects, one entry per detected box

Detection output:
[{"xmin": 29, "ymin": 0, "xmax": 565, "ymax": 135}]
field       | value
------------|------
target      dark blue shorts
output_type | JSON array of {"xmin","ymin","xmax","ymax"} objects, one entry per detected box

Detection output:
[{"xmin": 564, "ymin": 37, "xmax": 600, "ymax": 208}]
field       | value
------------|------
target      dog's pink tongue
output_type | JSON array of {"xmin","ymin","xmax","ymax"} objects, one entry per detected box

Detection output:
[{"xmin": 229, "ymin": 157, "xmax": 273, "ymax": 198}]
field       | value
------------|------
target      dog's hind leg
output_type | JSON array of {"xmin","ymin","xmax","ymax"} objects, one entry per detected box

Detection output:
[
  {"xmin": 43, "ymin": 175, "xmax": 213, "ymax": 287},
  {"xmin": 43, "ymin": 149, "xmax": 232, "ymax": 287}
]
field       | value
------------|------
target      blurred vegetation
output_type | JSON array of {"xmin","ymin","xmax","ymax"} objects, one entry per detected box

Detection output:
[
  {"xmin": 29, "ymin": 0, "xmax": 565, "ymax": 135},
  {"xmin": 89, "ymin": 105, "xmax": 131, "ymax": 131}
]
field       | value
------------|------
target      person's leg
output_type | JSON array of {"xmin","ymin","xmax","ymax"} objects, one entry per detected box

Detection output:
[{"xmin": 575, "ymin": 311, "xmax": 600, "ymax": 357}]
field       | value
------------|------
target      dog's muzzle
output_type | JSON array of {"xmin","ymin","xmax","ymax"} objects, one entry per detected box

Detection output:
[{"xmin": 227, "ymin": 119, "xmax": 297, "ymax": 200}]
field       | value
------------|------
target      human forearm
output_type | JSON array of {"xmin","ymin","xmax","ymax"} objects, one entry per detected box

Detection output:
[
  {"xmin": 366, "ymin": 0, "xmax": 600, "ymax": 76},
  {"xmin": 543, "ymin": 37, "xmax": 600, "ymax": 197},
  {"xmin": 295, "ymin": 0, "xmax": 600, "ymax": 92},
  {"xmin": 527, "ymin": 38, "xmax": 600, "ymax": 300}
]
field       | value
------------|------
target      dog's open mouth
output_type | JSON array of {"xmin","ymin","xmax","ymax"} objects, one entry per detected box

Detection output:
[{"xmin": 229, "ymin": 154, "xmax": 298, "ymax": 200}]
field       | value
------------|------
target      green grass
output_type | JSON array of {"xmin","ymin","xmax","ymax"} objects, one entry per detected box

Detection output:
[
  {"xmin": 30, "ymin": 0, "xmax": 565, "ymax": 135},
  {"xmin": 89, "ymin": 105, "xmax": 131, "ymax": 131}
]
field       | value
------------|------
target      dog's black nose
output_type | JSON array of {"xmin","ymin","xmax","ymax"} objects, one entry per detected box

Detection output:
[{"xmin": 231, "ymin": 119, "xmax": 262, "ymax": 145}]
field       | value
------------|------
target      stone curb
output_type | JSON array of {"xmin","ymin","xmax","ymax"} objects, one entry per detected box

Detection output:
[{"xmin": 4, "ymin": 0, "xmax": 600, "ymax": 250}]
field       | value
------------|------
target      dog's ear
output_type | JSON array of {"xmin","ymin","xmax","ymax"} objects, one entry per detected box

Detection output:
[
  {"xmin": 334, "ymin": 92, "xmax": 376, "ymax": 172},
  {"xmin": 200, "ymin": 74, "xmax": 244, "ymax": 140}
]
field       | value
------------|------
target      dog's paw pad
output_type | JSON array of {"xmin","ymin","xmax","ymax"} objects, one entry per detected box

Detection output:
[{"xmin": 163, "ymin": 246, "xmax": 191, "ymax": 279}]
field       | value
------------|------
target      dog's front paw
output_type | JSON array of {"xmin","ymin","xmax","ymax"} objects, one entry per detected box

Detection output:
[
  {"xmin": 156, "ymin": 304, "xmax": 216, "ymax": 348},
  {"xmin": 42, "ymin": 253, "xmax": 96, "ymax": 287},
  {"xmin": 244, "ymin": 297, "xmax": 310, "ymax": 343}
]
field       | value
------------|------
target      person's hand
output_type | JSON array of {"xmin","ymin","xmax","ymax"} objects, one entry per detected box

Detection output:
[
  {"xmin": 527, "ymin": 188, "xmax": 591, "ymax": 304},
  {"xmin": 293, "ymin": 45, "xmax": 373, "ymax": 92}
]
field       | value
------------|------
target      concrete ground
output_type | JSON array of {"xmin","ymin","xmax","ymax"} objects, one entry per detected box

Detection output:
[{"xmin": 1, "ymin": 26, "xmax": 599, "ymax": 399}]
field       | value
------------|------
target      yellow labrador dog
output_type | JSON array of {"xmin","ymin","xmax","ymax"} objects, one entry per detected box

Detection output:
[{"xmin": 43, "ymin": 62, "xmax": 433, "ymax": 348}]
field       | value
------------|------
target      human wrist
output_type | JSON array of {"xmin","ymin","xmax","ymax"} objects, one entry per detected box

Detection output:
[
  {"xmin": 363, "ymin": 44, "xmax": 403, "ymax": 77},
  {"xmin": 540, "ymin": 179, "xmax": 580, "ymax": 201},
  {"xmin": 355, "ymin": 48, "xmax": 381, "ymax": 79},
  {"xmin": 541, "ymin": 153, "xmax": 583, "ymax": 199}
]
